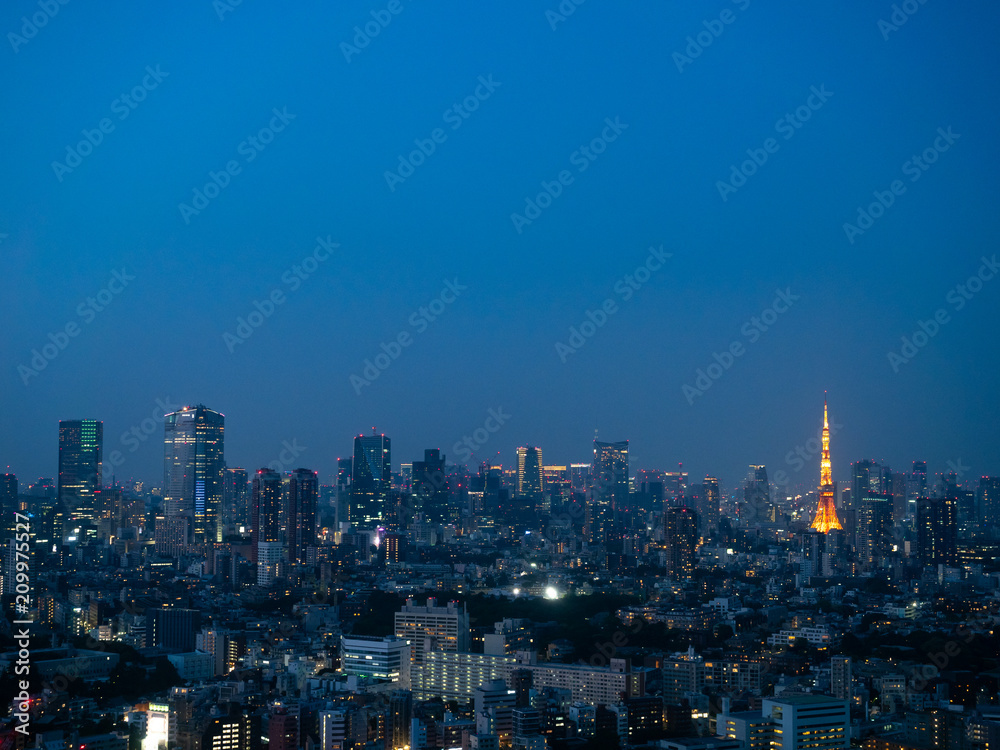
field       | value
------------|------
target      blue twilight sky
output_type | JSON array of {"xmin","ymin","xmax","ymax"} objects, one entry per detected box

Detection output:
[{"xmin": 2, "ymin": 1, "xmax": 998, "ymax": 493}]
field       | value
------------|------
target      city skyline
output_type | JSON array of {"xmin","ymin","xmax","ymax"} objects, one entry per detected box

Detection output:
[
  {"xmin": 4, "ymin": 3, "xmax": 998, "ymax": 507},
  {"xmin": 4, "ymin": 4, "xmax": 999, "ymax": 747},
  {"xmin": 3, "ymin": 395, "xmax": 992, "ymax": 495}
]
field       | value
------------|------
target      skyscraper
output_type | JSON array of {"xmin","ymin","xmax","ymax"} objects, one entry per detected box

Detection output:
[
  {"xmin": 744, "ymin": 465, "xmax": 774, "ymax": 526},
  {"xmin": 287, "ymin": 468, "xmax": 318, "ymax": 565},
  {"xmin": 350, "ymin": 433, "xmax": 391, "ymax": 529},
  {"xmin": 856, "ymin": 493, "xmax": 892, "ymax": 571},
  {"xmin": 851, "ymin": 459, "xmax": 891, "ymax": 505},
  {"xmin": 516, "ymin": 446, "xmax": 543, "ymax": 499},
  {"xmin": 412, "ymin": 449, "xmax": 448, "ymax": 524},
  {"xmin": 57, "ymin": 419, "xmax": 103, "ymax": 538},
  {"xmin": 591, "ymin": 440, "xmax": 628, "ymax": 543},
  {"xmin": 811, "ymin": 398, "xmax": 843, "ymax": 533},
  {"xmin": 664, "ymin": 506, "xmax": 698, "ymax": 579},
  {"xmin": 917, "ymin": 496, "xmax": 957, "ymax": 568},
  {"xmin": 798, "ymin": 529, "xmax": 826, "ymax": 578},
  {"xmin": 0, "ymin": 474, "xmax": 17, "ymax": 539},
  {"xmin": 979, "ymin": 476, "xmax": 1000, "ymax": 534},
  {"xmin": 163, "ymin": 405, "xmax": 225, "ymax": 545},
  {"xmin": 223, "ymin": 467, "xmax": 249, "ymax": 531},
  {"xmin": 908, "ymin": 461, "xmax": 928, "ymax": 519},
  {"xmin": 701, "ymin": 476, "xmax": 720, "ymax": 534},
  {"xmin": 251, "ymin": 468, "xmax": 283, "ymax": 583}
]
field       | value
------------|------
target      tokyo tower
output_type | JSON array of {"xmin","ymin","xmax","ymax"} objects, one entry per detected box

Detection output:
[{"xmin": 811, "ymin": 395, "xmax": 843, "ymax": 533}]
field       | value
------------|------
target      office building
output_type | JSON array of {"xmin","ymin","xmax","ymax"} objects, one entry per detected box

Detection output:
[
  {"xmin": 340, "ymin": 635, "xmax": 411, "ymax": 682},
  {"xmin": 350, "ymin": 433, "xmax": 391, "ymax": 529},
  {"xmin": 851, "ymin": 460, "xmax": 891, "ymax": 511},
  {"xmin": 58, "ymin": 419, "xmax": 103, "ymax": 537},
  {"xmin": 223, "ymin": 467, "xmax": 249, "ymax": 530},
  {"xmin": 979, "ymin": 476, "xmax": 1000, "ymax": 532},
  {"xmin": 701, "ymin": 476, "xmax": 720, "ymax": 533},
  {"xmin": 591, "ymin": 440, "xmax": 628, "ymax": 542},
  {"xmin": 745, "ymin": 465, "xmax": 775, "ymax": 527},
  {"xmin": 0, "ymin": 474, "xmax": 17, "ymax": 539},
  {"xmin": 917, "ymin": 496, "xmax": 957, "ymax": 567},
  {"xmin": 907, "ymin": 461, "xmax": 928, "ymax": 519},
  {"xmin": 856, "ymin": 493, "xmax": 892, "ymax": 571},
  {"xmin": 720, "ymin": 694, "xmax": 848, "ymax": 750},
  {"xmin": 251, "ymin": 469, "xmax": 283, "ymax": 584},
  {"xmin": 287, "ymin": 468, "xmax": 318, "ymax": 564},
  {"xmin": 163, "ymin": 405, "xmax": 225, "ymax": 544},
  {"xmin": 516, "ymin": 446, "xmax": 544, "ymax": 499},
  {"xmin": 150, "ymin": 607, "xmax": 201, "ymax": 652},
  {"xmin": 412, "ymin": 448, "xmax": 449, "ymax": 524},
  {"xmin": 762, "ymin": 694, "xmax": 848, "ymax": 749}
]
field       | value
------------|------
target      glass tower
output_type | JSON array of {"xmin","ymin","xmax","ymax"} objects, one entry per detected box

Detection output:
[
  {"xmin": 58, "ymin": 419, "xmax": 103, "ymax": 539},
  {"xmin": 163, "ymin": 405, "xmax": 225, "ymax": 545}
]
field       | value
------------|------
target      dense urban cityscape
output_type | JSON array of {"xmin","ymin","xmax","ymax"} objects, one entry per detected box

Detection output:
[
  {"xmin": 2, "ymin": 399, "xmax": 998, "ymax": 750},
  {"xmin": 5, "ymin": 4, "xmax": 999, "ymax": 750}
]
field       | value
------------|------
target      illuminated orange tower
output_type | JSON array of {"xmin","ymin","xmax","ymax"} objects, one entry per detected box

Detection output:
[{"xmin": 811, "ymin": 395, "xmax": 842, "ymax": 532}]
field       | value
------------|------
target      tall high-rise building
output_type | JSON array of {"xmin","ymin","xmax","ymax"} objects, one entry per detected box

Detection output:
[
  {"xmin": 856, "ymin": 493, "xmax": 892, "ymax": 571},
  {"xmin": 336, "ymin": 456, "xmax": 352, "ymax": 528},
  {"xmin": 412, "ymin": 449, "xmax": 448, "ymax": 524},
  {"xmin": 350, "ymin": 434, "xmax": 391, "ymax": 529},
  {"xmin": 908, "ymin": 461, "xmax": 928, "ymax": 519},
  {"xmin": 979, "ymin": 476, "xmax": 1000, "ymax": 533},
  {"xmin": 799, "ymin": 530, "xmax": 826, "ymax": 578},
  {"xmin": 664, "ymin": 506, "xmax": 698, "ymax": 580},
  {"xmin": 58, "ymin": 419, "xmax": 103, "ymax": 537},
  {"xmin": 516, "ymin": 446, "xmax": 543, "ymax": 499},
  {"xmin": 700, "ymin": 476, "xmax": 720, "ymax": 534},
  {"xmin": 568, "ymin": 463, "xmax": 592, "ymax": 491},
  {"xmin": 664, "ymin": 470, "xmax": 689, "ymax": 503},
  {"xmin": 251, "ymin": 469, "xmax": 283, "ymax": 583},
  {"xmin": 0, "ymin": 474, "xmax": 17, "ymax": 539},
  {"xmin": 917, "ymin": 496, "xmax": 958, "ymax": 568},
  {"xmin": 811, "ymin": 398, "xmax": 843, "ymax": 533},
  {"xmin": 163, "ymin": 405, "xmax": 225, "ymax": 545},
  {"xmin": 745, "ymin": 465, "xmax": 775, "ymax": 526},
  {"xmin": 223, "ymin": 467, "xmax": 249, "ymax": 530},
  {"xmin": 890, "ymin": 471, "xmax": 907, "ymax": 524},
  {"xmin": 851, "ymin": 459, "xmax": 891, "ymax": 507},
  {"xmin": 287, "ymin": 468, "xmax": 318, "ymax": 565},
  {"xmin": 591, "ymin": 440, "xmax": 628, "ymax": 543}
]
